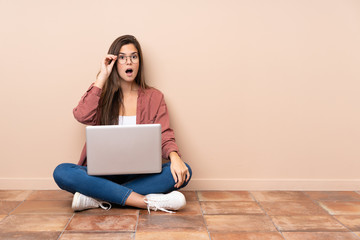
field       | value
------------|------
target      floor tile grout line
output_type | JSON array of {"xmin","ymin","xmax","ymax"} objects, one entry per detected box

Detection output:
[
  {"xmin": 7, "ymin": 199, "xmax": 28, "ymax": 216},
  {"xmin": 23, "ymin": 190, "xmax": 34, "ymax": 201},
  {"xmin": 2, "ymin": 190, "xmax": 360, "ymax": 238},
  {"xmin": 303, "ymin": 190, "xmax": 360, "ymax": 202},
  {"xmin": 57, "ymin": 212, "xmax": 75, "ymax": 240},
  {"xmin": 195, "ymin": 190, "xmax": 200, "ymax": 202},
  {"xmin": 318, "ymin": 200, "xmax": 360, "ymax": 202},
  {"xmin": 351, "ymin": 232, "xmax": 360, "ymax": 240},
  {"xmin": 302, "ymin": 191, "xmax": 359, "ymax": 236},
  {"xmin": 248, "ymin": 190, "xmax": 257, "ymax": 202},
  {"xmin": 0, "ymin": 215, "xmax": 6, "ymax": 223},
  {"xmin": 248, "ymin": 191, "xmax": 287, "ymax": 240},
  {"xmin": 196, "ymin": 190, "xmax": 212, "ymax": 240},
  {"xmin": 255, "ymin": 190, "xmax": 360, "ymax": 238},
  {"xmin": 5, "ymin": 190, "xmax": 34, "ymax": 216},
  {"xmin": 133, "ymin": 210, "xmax": 140, "ymax": 240}
]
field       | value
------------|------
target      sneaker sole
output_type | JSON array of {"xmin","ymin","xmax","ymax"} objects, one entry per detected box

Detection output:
[{"xmin": 72, "ymin": 192, "xmax": 80, "ymax": 210}]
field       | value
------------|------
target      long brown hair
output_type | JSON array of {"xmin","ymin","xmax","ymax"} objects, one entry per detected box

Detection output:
[{"xmin": 98, "ymin": 35, "xmax": 148, "ymax": 125}]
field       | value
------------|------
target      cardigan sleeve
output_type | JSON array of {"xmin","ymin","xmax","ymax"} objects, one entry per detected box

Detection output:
[
  {"xmin": 73, "ymin": 83, "xmax": 102, "ymax": 125},
  {"xmin": 154, "ymin": 92, "xmax": 181, "ymax": 159}
]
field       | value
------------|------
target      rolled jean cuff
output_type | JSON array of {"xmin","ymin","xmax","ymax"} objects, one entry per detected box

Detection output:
[{"xmin": 120, "ymin": 189, "xmax": 133, "ymax": 206}]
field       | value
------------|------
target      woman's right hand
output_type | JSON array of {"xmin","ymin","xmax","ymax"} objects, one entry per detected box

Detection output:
[{"xmin": 94, "ymin": 54, "xmax": 117, "ymax": 89}]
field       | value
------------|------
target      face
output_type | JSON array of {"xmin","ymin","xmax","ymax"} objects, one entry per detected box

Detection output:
[{"xmin": 117, "ymin": 44, "xmax": 140, "ymax": 83}]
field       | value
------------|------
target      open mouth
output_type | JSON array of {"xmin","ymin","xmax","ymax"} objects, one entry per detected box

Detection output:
[{"xmin": 125, "ymin": 69, "xmax": 133, "ymax": 74}]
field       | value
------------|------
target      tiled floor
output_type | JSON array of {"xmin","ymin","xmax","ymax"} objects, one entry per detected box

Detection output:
[{"xmin": 0, "ymin": 190, "xmax": 360, "ymax": 239}]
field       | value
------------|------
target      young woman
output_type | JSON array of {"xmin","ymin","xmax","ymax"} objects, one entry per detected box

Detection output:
[{"xmin": 53, "ymin": 35, "xmax": 192, "ymax": 213}]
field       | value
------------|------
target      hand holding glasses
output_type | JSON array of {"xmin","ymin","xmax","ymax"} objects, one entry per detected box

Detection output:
[{"xmin": 94, "ymin": 53, "xmax": 139, "ymax": 89}]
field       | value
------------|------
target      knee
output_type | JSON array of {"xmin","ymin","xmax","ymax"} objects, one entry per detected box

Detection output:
[
  {"xmin": 53, "ymin": 163, "xmax": 79, "ymax": 190},
  {"xmin": 53, "ymin": 163, "xmax": 70, "ymax": 181}
]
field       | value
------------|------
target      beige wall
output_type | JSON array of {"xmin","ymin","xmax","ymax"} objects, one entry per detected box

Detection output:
[{"xmin": 1, "ymin": 0, "xmax": 359, "ymax": 190}]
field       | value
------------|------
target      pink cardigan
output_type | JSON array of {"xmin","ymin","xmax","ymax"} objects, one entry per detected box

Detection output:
[{"xmin": 73, "ymin": 83, "xmax": 180, "ymax": 166}]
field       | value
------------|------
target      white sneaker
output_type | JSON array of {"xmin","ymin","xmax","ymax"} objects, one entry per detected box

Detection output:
[
  {"xmin": 72, "ymin": 192, "xmax": 112, "ymax": 211},
  {"xmin": 144, "ymin": 191, "xmax": 186, "ymax": 214}
]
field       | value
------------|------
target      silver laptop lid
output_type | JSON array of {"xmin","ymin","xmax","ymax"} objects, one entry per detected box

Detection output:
[{"xmin": 86, "ymin": 124, "xmax": 162, "ymax": 175}]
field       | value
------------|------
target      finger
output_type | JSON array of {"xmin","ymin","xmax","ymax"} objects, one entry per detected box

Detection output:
[
  {"xmin": 174, "ymin": 172, "xmax": 180, "ymax": 188},
  {"xmin": 102, "ymin": 57, "xmax": 111, "ymax": 66},
  {"xmin": 104, "ymin": 55, "xmax": 117, "ymax": 64},
  {"xmin": 106, "ymin": 54, "xmax": 117, "ymax": 58},
  {"xmin": 176, "ymin": 172, "xmax": 184, "ymax": 188},
  {"xmin": 171, "ymin": 168, "xmax": 178, "ymax": 185},
  {"xmin": 180, "ymin": 170, "xmax": 188, "ymax": 187},
  {"xmin": 109, "ymin": 56, "xmax": 117, "ymax": 67},
  {"xmin": 185, "ymin": 170, "xmax": 190, "ymax": 182}
]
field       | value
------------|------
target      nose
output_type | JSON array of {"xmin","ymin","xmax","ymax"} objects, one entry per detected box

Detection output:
[{"xmin": 126, "ymin": 56, "xmax": 132, "ymax": 64}]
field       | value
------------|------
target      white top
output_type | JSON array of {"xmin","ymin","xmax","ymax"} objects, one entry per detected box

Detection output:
[{"xmin": 119, "ymin": 115, "xmax": 136, "ymax": 125}]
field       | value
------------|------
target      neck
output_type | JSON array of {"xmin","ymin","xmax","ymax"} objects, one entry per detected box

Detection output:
[{"xmin": 120, "ymin": 80, "xmax": 138, "ymax": 95}]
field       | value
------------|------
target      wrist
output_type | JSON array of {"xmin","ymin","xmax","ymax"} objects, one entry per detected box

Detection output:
[
  {"xmin": 94, "ymin": 79, "xmax": 105, "ymax": 89},
  {"xmin": 169, "ymin": 152, "xmax": 180, "ymax": 161}
]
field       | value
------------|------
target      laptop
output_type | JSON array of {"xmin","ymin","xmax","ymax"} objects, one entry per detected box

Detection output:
[{"xmin": 86, "ymin": 124, "xmax": 162, "ymax": 176}]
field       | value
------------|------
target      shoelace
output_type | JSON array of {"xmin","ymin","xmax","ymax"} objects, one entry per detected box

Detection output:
[
  {"xmin": 144, "ymin": 200, "xmax": 175, "ymax": 214},
  {"xmin": 99, "ymin": 202, "xmax": 112, "ymax": 210}
]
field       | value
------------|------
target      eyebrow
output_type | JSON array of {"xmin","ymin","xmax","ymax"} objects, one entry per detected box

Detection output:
[{"xmin": 119, "ymin": 52, "xmax": 138, "ymax": 55}]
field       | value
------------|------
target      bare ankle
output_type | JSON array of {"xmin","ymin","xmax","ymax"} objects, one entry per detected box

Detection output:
[{"xmin": 124, "ymin": 192, "xmax": 147, "ymax": 209}]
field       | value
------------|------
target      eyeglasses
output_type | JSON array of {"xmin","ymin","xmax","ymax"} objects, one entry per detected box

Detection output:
[{"xmin": 117, "ymin": 54, "xmax": 139, "ymax": 64}]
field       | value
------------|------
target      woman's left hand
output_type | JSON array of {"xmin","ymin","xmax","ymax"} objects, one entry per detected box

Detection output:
[{"xmin": 169, "ymin": 152, "xmax": 190, "ymax": 188}]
